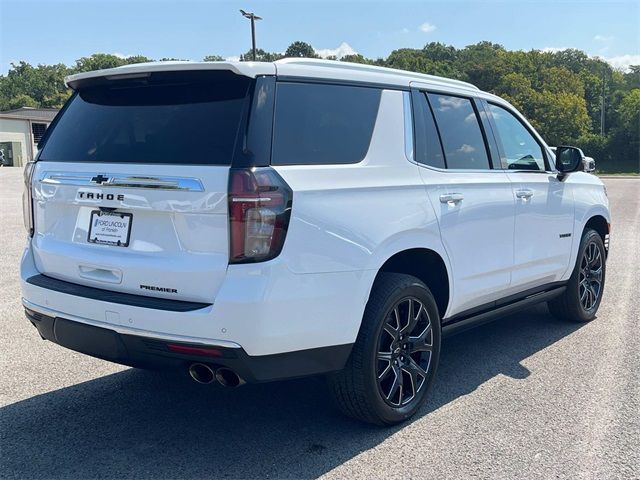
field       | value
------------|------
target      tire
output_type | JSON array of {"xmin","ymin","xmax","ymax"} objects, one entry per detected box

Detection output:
[
  {"xmin": 327, "ymin": 273, "xmax": 441, "ymax": 425},
  {"xmin": 548, "ymin": 228, "xmax": 606, "ymax": 322}
]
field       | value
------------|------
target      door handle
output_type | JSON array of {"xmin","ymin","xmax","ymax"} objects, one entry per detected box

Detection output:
[
  {"xmin": 439, "ymin": 193, "xmax": 464, "ymax": 205},
  {"xmin": 515, "ymin": 189, "xmax": 534, "ymax": 200},
  {"xmin": 78, "ymin": 265, "xmax": 122, "ymax": 284}
]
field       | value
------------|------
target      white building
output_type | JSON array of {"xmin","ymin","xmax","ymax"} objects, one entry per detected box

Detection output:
[{"xmin": 0, "ymin": 107, "xmax": 59, "ymax": 167}]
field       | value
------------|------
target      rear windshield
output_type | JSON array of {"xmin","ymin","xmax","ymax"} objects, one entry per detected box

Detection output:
[{"xmin": 39, "ymin": 71, "xmax": 252, "ymax": 165}]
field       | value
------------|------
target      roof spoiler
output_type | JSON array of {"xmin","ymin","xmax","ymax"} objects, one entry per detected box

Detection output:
[{"xmin": 65, "ymin": 61, "xmax": 276, "ymax": 90}]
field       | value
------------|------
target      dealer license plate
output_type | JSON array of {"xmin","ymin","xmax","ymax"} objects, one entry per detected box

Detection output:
[{"xmin": 87, "ymin": 210, "xmax": 133, "ymax": 247}]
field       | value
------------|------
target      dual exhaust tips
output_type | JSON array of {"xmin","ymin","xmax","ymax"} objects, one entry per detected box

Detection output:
[{"xmin": 188, "ymin": 363, "xmax": 245, "ymax": 388}]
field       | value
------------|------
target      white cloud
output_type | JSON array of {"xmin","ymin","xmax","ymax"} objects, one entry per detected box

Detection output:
[
  {"xmin": 457, "ymin": 144, "xmax": 475, "ymax": 153},
  {"xmin": 602, "ymin": 54, "xmax": 640, "ymax": 72},
  {"xmin": 419, "ymin": 22, "xmax": 436, "ymax": 33},
  {"xmin": 593, "ymin": 34, "xmax": 614, "ymax": 43},
  {"xmin": 314, "ymin": 42, "xmax": 357, "ymax": 59}
]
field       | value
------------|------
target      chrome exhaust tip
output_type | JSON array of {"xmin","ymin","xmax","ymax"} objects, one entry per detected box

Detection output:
[
  {"xmin": 215, "ymin": 368, "xmax": 245, "ymax": 388},
  {"xmin": 188, "ymin": 363, "xmax": 215, "ymax": 384}
]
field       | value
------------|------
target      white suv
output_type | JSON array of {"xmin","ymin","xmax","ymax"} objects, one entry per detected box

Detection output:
[{"xmin": 20, "ymin": 59, "xmax": 610, "ymax": 425}]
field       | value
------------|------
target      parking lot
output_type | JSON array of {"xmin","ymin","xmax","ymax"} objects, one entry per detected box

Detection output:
[{"xmin": 0, "ymin": 167, "xmax": 638, "ymax": 479}]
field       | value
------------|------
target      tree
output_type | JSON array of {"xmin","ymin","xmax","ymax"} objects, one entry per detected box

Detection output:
[
  {"xmin": 203, "ymin": 55, "xmax": 225, "ymax": 62},
  {"xmin": 422, "ymin": 42, "xmax": 457, "ymax": 63},
  {"xmin": 341, "ymin": 54, "xmax": 375, "ymax": 65},
  {"xmin": 0, "ymin": 61, "xmax": 69, "ymax": 110},
  {"xmin": 386, "ymin": 48, "xmax": 431, "ymax": 73},
  {"xmin": 239, "ymin": 48, "xmax": 283, "ymax": 62},
  {"xmin": 617, "ymin": 89, "xmax": 640, "ymax": 129},
  {"xmin": 625, "ymin": 66, "xmax": 640, "ymax": 90},
  {"xmin": 73, "ymin": 53, "xmax": 151, "ymax": 72},
  {"xmin": 538, "ymin": 67, "xmax": 585, "ymax": 97},
  {"xmin": 284, "ymin": 41, "xmax": 318, "ymax": 58},
  {"xmin": 534, "ymin": 91, "xmax": 591, "ymax": 144},
  {"xmin": 5, "ymin": 94, "xmax": 38, "ymax": 109},
  {"xmin": 496, "ymin": 72, "xmax": 538, "ymax": 118},
  {"xmin": 456, "ymin": 41, "xmax": 508, "ymax": 91}
]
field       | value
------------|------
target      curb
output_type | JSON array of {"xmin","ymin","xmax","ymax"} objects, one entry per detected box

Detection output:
[{"xmin": 598, "ymin": 175, "xmax": 639, "ymax": 179}]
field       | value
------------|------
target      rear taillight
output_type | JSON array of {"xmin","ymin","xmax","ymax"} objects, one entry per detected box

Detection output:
[
  {"xmin": 22, "ymin": 161, "xmax": 35, "ymax": 237},
  {"xmin": 228, "ymin": 167, "xmax": 292, "ymax": 263}
]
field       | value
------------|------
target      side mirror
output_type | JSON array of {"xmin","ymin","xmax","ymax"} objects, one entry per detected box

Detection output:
[{"xmin": 555, "ymin": 146, "xmax": 583, "ymax": 178}]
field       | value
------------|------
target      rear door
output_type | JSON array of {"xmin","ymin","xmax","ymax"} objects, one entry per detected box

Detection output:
[
  {"xmin": 31, "ymin": 70, "xmax": 257, "ymax": 305},
  {"xmin": 412, "ymin": 89, "xmax": 516, "ymax": 317},
  {"xmin": 482, "ymin": 101, "xmax": 574, "ymax": 289}
]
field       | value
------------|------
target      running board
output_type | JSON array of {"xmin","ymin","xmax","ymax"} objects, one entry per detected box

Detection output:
[{"xmin": 442, "ymin": 286, "xmax": 566, "ymax": 337}]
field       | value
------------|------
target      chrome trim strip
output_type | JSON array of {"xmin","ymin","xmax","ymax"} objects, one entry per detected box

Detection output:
[
  {"xmin": 40, "ymin": 172, "xmax": 205, "ymax": 192},
  {"xmin": 22, "ymin": 298, "xmax": 242, "ymax": 349}
]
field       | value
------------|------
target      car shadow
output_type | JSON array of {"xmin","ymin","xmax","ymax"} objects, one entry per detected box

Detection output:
[{"xmin": 1, "ymin": 304, "xmax": 584, "ymax": 479}]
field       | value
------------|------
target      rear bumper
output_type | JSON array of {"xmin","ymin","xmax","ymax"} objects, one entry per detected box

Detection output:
[
  {"xmin": 23, "ymin": 303, "xmax": 352, "ymax": 383},
  {"xmin": 21, "ymin": 243, "xmax": 374, "ymax": 357}
]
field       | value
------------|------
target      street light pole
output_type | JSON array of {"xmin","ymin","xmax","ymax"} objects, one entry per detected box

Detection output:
[
  {"xmin": 240, "ymin": 10, "xmax": 262, "ymax": 61},
  {"xmin": 600, "ymin": 68, "xmax": 606, "ymax": 136}
]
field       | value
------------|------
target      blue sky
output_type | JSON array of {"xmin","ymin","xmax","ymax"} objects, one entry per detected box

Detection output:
[{"xmin": 1, "ymin": 0, "xmax": 638, "ymax": 74}]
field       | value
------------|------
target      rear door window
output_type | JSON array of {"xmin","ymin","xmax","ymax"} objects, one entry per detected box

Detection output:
[
  {"xmin": 38, "ymin": 71, "xmax": 252, "ymax": 165},
  {"xmin": 427, "ymin": 93, "xmax": 491, "ymax": 170},
  {"xmin": 271, "ymin": 82, "xmax": 381, "ymax": 165}
]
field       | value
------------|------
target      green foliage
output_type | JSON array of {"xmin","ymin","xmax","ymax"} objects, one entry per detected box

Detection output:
[
  {"xmin": 203, "ymin": 55, "xmax": 225, "ymax": 62},
  {"xmin": 0, "ymin": 61, "xmax": 70, "ymax": 109},
  {"xmin": 239, "ymin": 48, "xmax": 283, "ymax": 62},
  {"xmin": 74, "ymin": 53, "xmax": 151, "ymax": 72},
  {"xmin": 340, "ymin": 54, "xmax": 375, "ymax": 65},
  {"xmin": 0, "ymin": 42, "xmax": 637, "ymax": 171},
  {"xmin": 284, "ymin": 41, "xmax": 318, "ymax": 58},
  {"xmin": 533, "ymin": 91, "xmax": 591, "ymax": 144},
  {"xmin": 617, "ymin": 89, "xmax": 640, "ymax": 131}
]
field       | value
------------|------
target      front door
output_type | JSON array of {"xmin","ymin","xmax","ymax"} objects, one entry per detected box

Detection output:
[{"xmin": 484, "ymin": 101, "xmax": 574, "ymax": 290}]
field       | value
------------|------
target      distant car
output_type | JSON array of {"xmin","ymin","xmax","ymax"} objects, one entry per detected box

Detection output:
[{"xmin": 550, "ymin": 146, "xmax": 595, "ymax": 173}]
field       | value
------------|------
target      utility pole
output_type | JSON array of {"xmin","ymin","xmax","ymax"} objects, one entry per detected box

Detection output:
[
  {"xmin": 600, "ymin": 68, "xmax": 606, "ymax": 136},
  {"xmin": 240, "ymin": 10, "xmax": 262, "ymax": 61}
]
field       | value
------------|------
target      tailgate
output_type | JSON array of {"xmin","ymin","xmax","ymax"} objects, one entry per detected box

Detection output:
[
  {"xmin": 31, "ymin": 163, "xmax": 229, "ymax": 303},
  {"xmin": 29, "ymin": 69, "xmax": 255, "ymax": 304}
]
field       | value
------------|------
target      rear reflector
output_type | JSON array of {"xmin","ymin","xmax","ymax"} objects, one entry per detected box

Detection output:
[{"xmin": 167, "ymin": 344, "xmax": 223, "ymax": 357}]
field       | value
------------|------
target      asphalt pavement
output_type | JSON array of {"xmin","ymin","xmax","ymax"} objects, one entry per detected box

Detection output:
[{"xmin": 1, "ymin": 168, "xmax": 638, "ymax": 479}]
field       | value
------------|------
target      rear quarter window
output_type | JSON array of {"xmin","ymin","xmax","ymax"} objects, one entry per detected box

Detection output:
[{"xmin": 271, "ymin": 82, "xmax": 382, "ymax": 165}]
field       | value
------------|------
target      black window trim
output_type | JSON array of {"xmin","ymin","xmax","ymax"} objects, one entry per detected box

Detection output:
[
  {"xmin": 409, "ymin": 88, "xmax": 447, "ymax": 169},
  {"xmin": 483, "ymin": 99, "xmax": 552, "ymax": 172},
  {"xmin": 412, "ymin": 89, "xmax": 499, "ymax": 172}
]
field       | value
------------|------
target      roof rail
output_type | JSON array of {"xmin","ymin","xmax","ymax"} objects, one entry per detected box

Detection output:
[{"xmin": 275, "ymin": 58, "xmax": 479, "ymax": 91}]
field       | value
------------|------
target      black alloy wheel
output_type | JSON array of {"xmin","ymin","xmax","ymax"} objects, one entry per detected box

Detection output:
[
  {"xmin": 376, "ymin": 297, "xmax": 433, "ymax": 407},
  {"xmin": 327, "ymin": 273, "xmax": 441, "ymax": 425},
  {"xmin": 578, "ymin": 241, "xmax": 603, "ymax": 311}
]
